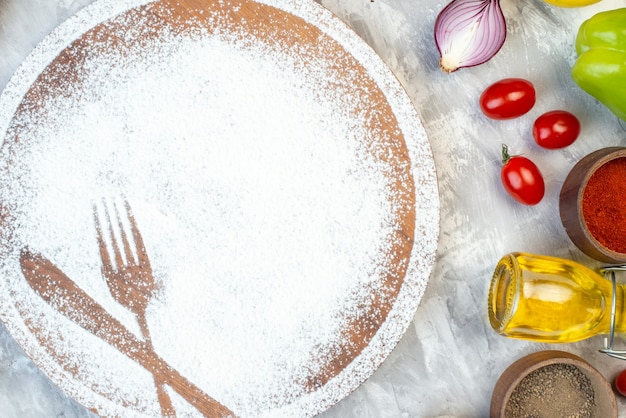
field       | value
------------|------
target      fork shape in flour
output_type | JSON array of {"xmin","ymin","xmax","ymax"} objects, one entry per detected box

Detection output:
[{"xmin": 94, "ymin": 198, "xmax": 176, "ymax": 417}]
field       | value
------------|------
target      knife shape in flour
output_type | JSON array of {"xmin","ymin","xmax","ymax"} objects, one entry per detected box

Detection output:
[{"xmin": 19, "ymin": 248, "xmax": 236, "ymax": 418}]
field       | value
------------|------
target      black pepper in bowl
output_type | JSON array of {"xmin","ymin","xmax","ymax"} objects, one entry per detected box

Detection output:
[
  {"xmin": 491, "ymin": 351, "xmax": 616, "ymax": 418},
  {"xmin": 505, "ymin": 363, "xmax": 595, "ymax": 418}
]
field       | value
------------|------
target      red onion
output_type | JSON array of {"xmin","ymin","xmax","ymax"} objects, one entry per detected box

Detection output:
[{"xmin": 434, "ymin": 0, "xmax": 506, "ymax": 73}]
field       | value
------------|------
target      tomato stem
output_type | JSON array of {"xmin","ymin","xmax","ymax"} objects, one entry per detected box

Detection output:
[{"xmin": 501, "ymin": 144, "xmax": 512, "ymax": 164}]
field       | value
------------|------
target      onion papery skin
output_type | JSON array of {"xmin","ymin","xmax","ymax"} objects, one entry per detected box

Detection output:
[{"xmin": 434, "ymin": 0, "xmax": 506, "ymax": 73}]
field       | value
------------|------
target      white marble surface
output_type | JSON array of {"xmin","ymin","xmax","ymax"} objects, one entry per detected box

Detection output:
[{"xmin": 2, "ymin": 0, "xmax": 626, "ymax": 416}]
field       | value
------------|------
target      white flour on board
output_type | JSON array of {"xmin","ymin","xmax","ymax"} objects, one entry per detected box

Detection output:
[{"xmin": 0, "ymin": 1, "xmax": 439, "ymax": 417}]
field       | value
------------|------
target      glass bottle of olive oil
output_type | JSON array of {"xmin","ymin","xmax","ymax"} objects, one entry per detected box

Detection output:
[{"xmin": 488, "ymin": 252, "xmax": 625, "ymax": 343}]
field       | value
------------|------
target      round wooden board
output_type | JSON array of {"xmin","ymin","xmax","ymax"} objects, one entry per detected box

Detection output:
[{"xmin": 0, "ymin": 0, "xmax": 439, "ymax": 416}]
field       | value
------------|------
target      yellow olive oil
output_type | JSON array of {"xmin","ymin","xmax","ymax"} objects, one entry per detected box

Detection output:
[{"xmin": 488, "ymin": 252, "xmax": 625, "ymax": 343}]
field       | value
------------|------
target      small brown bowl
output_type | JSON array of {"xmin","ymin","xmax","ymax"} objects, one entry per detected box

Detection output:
[
  {"xmin": 560, "ymin": 147, "xmax": 626, "ymax": 264},
  {"xmin": 490, "ymin": 350, "xmax": 617, "ymax": 418}
]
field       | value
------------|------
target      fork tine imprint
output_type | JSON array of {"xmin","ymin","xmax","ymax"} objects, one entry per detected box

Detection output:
[
  {"xmin": 115, "ymin": 201, "xmax": 135, "ymax": 267},
  {"xmin": 94, "ymin": 205, "xmax": 113, "ymax": 273},
  {"xmin": 124, "ymin": 199, "xmax": 150, "ymax": 269}
]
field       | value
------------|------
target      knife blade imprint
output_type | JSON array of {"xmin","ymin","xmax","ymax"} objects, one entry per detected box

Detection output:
[{"xmin": 19, "ymin": 248, "xmax": 235, "ymax": 418}]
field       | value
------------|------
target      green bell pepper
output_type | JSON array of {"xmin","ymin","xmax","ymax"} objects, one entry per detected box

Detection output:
[{"xmin": 571, "ymin": 8, "xmax": 626, "ymax": 121}]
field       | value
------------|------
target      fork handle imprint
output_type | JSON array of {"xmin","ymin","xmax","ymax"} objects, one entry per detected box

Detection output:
[{"xmin": 19, "ymin": 248, "xmax": 236, "ymax": 418}]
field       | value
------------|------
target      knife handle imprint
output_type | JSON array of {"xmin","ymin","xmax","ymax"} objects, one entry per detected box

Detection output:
[{"xmin": 20, "ymin": 249, "xmax": 235, "ymax": 417}]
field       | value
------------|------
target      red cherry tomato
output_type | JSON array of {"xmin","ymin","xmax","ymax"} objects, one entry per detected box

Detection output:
[
  {"xmin": 532, "ymin": 110, "xmax": 581, "ymax": 149},
  {"xmin": 500, "ymin": 145, "xmax": 545, "ymax": 205},
  {"xmin": 480, "ymin": 78, "xmax": 536, "ymax": 120},
  {"xmin": 615, "ymin": 369, "xmax": 626, "ymax": 396}
]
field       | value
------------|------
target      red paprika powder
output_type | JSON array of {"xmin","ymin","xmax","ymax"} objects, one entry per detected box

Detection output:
[{"xmin": 582, "ymin": 157, "xmax": 626, "ymax": 254}]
